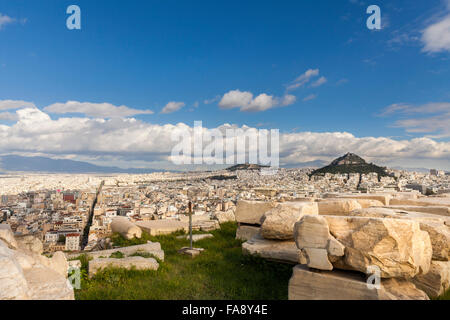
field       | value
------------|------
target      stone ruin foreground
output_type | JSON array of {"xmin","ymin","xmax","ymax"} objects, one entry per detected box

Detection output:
[
  {"xmin": 2, "ymin": 191, "xmax": 449, "ymax": 300},
  {"xmin": 0, "ymin": 224, "xmax": 74, "ymax": 300},
  {"xmin": 1, "ymin": 222, "xmax": 166, "ymax": 299},
  {"xmin": 236, "ymin": 193, "xmax": 450, "ymax": 300}
]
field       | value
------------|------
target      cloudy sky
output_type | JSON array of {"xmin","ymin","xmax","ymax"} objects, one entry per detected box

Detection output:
[{"xmin": 0, "ymin": 0, "xmax": 449, "ymax": 170}]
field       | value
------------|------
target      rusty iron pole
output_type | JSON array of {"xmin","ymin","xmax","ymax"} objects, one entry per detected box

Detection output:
[{"xmin": 188, "ymin": 201, "xmax": 193, "ymax": 249}]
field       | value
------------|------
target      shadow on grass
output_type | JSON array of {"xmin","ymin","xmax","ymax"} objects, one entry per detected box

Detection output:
[{"xmin": 75, "ymin": 222, "xmax": 293, "ymax": 300}]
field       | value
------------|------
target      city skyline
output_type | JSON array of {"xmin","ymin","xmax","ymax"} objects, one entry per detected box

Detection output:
[{"xmin": 0, "ymin": 0, "xmax": 449, "ymax": 170}]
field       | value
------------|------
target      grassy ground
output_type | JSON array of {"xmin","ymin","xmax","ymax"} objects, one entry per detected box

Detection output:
[{"xmin": 75, "ymin": 222, "xmax": 293, "ymax": 300}]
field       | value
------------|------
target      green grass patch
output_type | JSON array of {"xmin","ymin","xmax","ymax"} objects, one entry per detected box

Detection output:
[
  {"xmin": 75, "ymin": 222, "xmax": 293, "ymax": 300},
  {"xmin": 109, "ymin": 251, "xmax": 125, "ymax": 259},
  {"xmin": 111, "ymin": 227, "xmax": 209, "ymax": 248},
  {"xmin": 129, "ymin": 251, "xmax": 162, "ymax": 263}
]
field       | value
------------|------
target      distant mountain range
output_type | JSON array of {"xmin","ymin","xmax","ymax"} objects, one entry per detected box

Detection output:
[
  {"xmin": 310, "ymin": 153, "xmax": 389, "ymax": 177},
  {"xmin": 227, "ymin": 160, "xmax": 327, "ymax": 171},
  {"xmin": 0, "ymin": 154, "xmax": 446, "ymax": 175},
  {"xmin": 391, "ymin": 166, "xmax": 432, "ymax": 173},
  {"xmin": 226, "ymin": 164, "xmax": 269, "ymax": 171},
  {"xmin": 0, "ymin": 155, "xmax": 161, "ymax": 174},
  {"xmin": 282, "ymin": 160, "xmax": 328, "ymax": 169}
]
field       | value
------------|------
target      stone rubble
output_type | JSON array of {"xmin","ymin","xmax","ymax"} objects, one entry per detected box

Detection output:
[
  {"xmin": 239, "ymin": 194, "xmax": 450, "ymax": 300},
  {"xmin": 110, "ymin": 216, "xmax": 142, "ymax": 240},
  {"xmin": 0, "ymin": 227, "xmax": 74, "ymax": 300},
  {"xmin": 260, "ymin": 202, "xmax": 318, "ymax": 240},
  {"xmin": 89, "ymin": 256, "xmax": 159, "ymax": 277}
]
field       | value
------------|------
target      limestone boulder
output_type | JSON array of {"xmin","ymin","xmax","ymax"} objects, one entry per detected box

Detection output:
[
  {"xmin": 136, "ymin": 220, "xmax": 188, "ymax": 236},
  {"xmin": 0, "ymin": 235, "xmax": 74, "ymax": 300},
  {"xmin": 13, "ymin": 250, "xmax": 37, "ymax": 270},
  {"xmin": 413, "ymin": 261, "xmax": 450, "ymax": 298},
  {"xmin": 350, "ymin": 208, "xmax": 450, "ymax": 261},
  {"xmin": 0, "ymin": 240, "xmax": 29, "ymax": 300},
  {"xmin": 260, "ymin": 202, "xmax": 318, "ymax": 240},
  {"xmin": 192, "ymin": 220, "xmax": 220, "ymax": 232},
  {"xmin": 236, "ymin": 225, "xmax": 260, "ymax": 241},
  {"xmin": 24, "ymin": 265, "xmax": 74, "ymax": 300},
  {"xmin": 111, "ymin": 216, "xmax": 142, "ymax": 240},
  {"xmin": 418, "ymin": 222, "xmax": 450, "ymax": 261},
  {"xmin": 213, "ymin": 209, "xmax": 235, "ymax": 224},
  {"xmin": 302, "ymin": 248, "xmax": 333, "ymax": 270},
  {"xmin": 80, "ymin": 241, "xmax": 164, "ymax": 261},
  {"xmin": 294, "ymin": 215, "xmax": 330, "ymax": 249},
  {"xmin": 379, "ymin": 278, "xmax": 429, "ymax": 300},
  {"xmin": 354, "ymin": 199, "xmax": 384, "ymax": 208},
  {"xmin": 235, "ymin": 200, "xmax": 277, "ymax": 225},
  {"xmin": 327, "ymin": 236, "xmax": 345, "ymax": 257},
  {"xmin": 288, "ymin": 265, "xmax": 428, "ymax": 300},
  {"xmin": 325, "ymin": 215, "xmax": 432, "ymax": 278},
  {"xmin": 36, "ymin": 251, "xmax": 69, "ymax": 278},
  {"xmin": 390, "ymin": 198, "xmax": 450, "ymax": 208},
  {"xmin": 387, "ymin": 205, "xmax": 450, "ymax": 217},
  {"xmin": 242, "ymin": 234, "xmax": 300, "ymax": 264},
  {"xmin": 317, "ymin": 199, "xmax": 362, "ymax": 215},
  {"xmin": 15, "ymin": 235, "xmax": 43, "ymax": 255},
  {"xmin": 293, "ymin": 215, "xmax": 345, "ymax": 270},
  {"xmin": 353, "ymin": 207, "xmax": 448, "ymax": 222},
  {"xmin": 326, "ymin": 194, "xmax": 391, "ymax": 206},
  {"xmin": 89, "ymin": 256, "xmax": 159, "ymax": 277},
  {"xmin": 0, "ymin": 224, "xmax": 18, "ymax": 249}
]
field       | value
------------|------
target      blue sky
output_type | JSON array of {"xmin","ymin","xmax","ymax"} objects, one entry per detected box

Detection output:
[{"xmin": 0, "ymin": 0, "xmax": 449, "ymax": 170}]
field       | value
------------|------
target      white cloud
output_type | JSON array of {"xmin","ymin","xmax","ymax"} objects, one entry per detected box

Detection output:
[
  {"xmin": 388, "ymin": 32, "xmax": 420, "ymax": 47},
  {"xmin": 381, "ymin": 102, "xmax": 450, "ymax": 137},
  {"xmin": 310, "ymin": 76, "xmax": 327, "ymax": 88},
  {"xmin": 218, "ymin": 90, "xmax": 253, "ymax": 109},
  {"xmin": 160, "ymin": 101, "xmax": 185, "ymax": 114},
  {"xmin": 243, "ymin": 93, "xmax": 276, "ymax": 112},
  {"xmin": 0, "ymin": 112, "xmax": 18, "ymax": 121},
  {"xmin": 421, "ymin": 14, "xmax": 450, "ymax": 53},
  {"xmin": 218, "ymin": 90, "xmax": 296, "ymax": 112},
  {"xmin": 0, "ymin": 100, "xmax": 36, "ymax": 110},
  {"xmin": 0, "ymin": 13, "xmax": 15, "ymax": 30},
  {"xmin": 44, "ymin": 101, "xmax": 154, "ymax": 118},
  {"xmin": 0, "ymin": 107, "xmax": 449, "ymax": 169},
  {"xmin": 280, "ymin": 94, "xmax": 297, "ymax": 106},
  {"xmin": 303, "ymin": 94, "xmax": 317, "ymax": 102},
  {"xmin": 287, "ymin": 69, "xmax": 320, "ymax": 91},
  {"xmin": 382, "ymin": 102, "xmax": 450, "ymax": 115},
  {"xmin": 279, "ymin": 132, "xmax": 450, "ymax": 167},
  {"xmin": 294, "ymin": 69, "xmax": 320, "ymax": 83},
  {"xmin": 204, "ymin": 96, "xmax": 220, "ymax": 104}
]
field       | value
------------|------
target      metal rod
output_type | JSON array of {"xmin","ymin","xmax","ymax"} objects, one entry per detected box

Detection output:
[{"xmin": 188, "ymin": 201, "xmax": 193, "ymax": 249}]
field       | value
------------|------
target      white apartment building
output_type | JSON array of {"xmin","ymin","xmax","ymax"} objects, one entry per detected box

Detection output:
[
  {"xmin": 45, "ymin": 231, "xmax": 59, "ymax": 243},
  {"xmin": 65, "ymin": 233, "xmax": 80, "ymax": 251}
]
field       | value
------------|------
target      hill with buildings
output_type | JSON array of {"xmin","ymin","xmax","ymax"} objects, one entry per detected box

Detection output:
[
  {"xmin": 226, "ymin": 164, "xmax": 269, "ymax": 171},
  {"xmin": 310, "ymin": 153, "xmax": 389, "ymax": 177}
]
